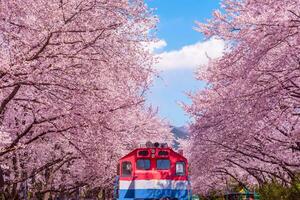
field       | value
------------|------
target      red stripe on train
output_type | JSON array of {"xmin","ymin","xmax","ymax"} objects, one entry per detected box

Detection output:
[{"xmin": 119, "ymin": 174, "xmax": 188, "ymax": 181}]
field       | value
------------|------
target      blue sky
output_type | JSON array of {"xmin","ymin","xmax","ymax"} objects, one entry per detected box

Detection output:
[
  {"xmin": 145, "ymin": 0, "xmax": 224, "ymax": 127},
  {"xmin": 146, "ymin": 0, "xmax": 221, "ymax": 50}
]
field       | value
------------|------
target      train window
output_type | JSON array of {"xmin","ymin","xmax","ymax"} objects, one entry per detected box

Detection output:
[
  {"xmin": 158, "ymin": 151, "xmax": 169, "ymax": 156},
  {"xmin": 137, "ymin": 159, "xmax": 151, "ymax": 170},
  {"xmin": 176, "ymin": 162, "xmax": 185, "ymax": 176},
  {"xmin": 138, "ymin": 150, "xmax": 149, "ymax": 156},
  {"xmin": 157, "ymin": 159, "xmax": 170, "ymax": 170},
  {"xmin": 121, "ymin": 161, "xmax": 132, "ymax": 177}
]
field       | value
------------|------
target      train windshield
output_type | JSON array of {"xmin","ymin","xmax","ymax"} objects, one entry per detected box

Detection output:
[
  {"xmin": 157, "ymin": 159, "xmax": 170, "ymax": 170},
  {"xmin": 176, "ymin": 161, "xmax": 185, "ymax": 175},
  {"xmin": 121, "ymin": 161, "xmax": 132, "ymax": 177},
  {"xmin": 137, "ymin": 159, "xmax": 151, "ymax": 170}
]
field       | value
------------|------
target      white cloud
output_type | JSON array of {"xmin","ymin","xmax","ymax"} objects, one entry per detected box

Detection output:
[
  {"xmin": 148, "ymin": 39, "xmax": 167, "ymax": 52},
  {"xmin": 143, "ymin": 39, "xmax": 167, "ymax": 53},
  {"xmin": 155, "ymin": 38, "xmax": 225, "ymax": 70}
]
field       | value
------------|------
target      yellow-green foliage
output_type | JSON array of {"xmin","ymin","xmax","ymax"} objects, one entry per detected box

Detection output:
[{"xmin": 258, "ymin": 181, "xmax": 300, "ymax": 200}]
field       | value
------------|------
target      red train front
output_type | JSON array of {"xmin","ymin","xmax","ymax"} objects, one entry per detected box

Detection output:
[{"xmin": 114, "ymin": 142, "xmax": 191, "ymax": 200}]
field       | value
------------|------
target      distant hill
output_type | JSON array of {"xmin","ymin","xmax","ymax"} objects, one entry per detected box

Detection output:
[
  {"xmin": 170, "ymin": 126, "xmax": 189, "ymax": 149},
  {"xmin": 170, "ymin": 126, "xmax": 189, "ymax": 139}
]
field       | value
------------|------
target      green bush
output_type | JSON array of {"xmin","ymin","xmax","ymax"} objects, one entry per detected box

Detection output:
[
  {"xmin": 258, "ymin": 181, "xmax": 300, "ymax": 200},
  {"xmin": 195, "ymin": 178, "xmax": 300, "ymax": 200}
]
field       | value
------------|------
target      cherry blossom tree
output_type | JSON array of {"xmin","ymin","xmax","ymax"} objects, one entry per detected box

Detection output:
[
  {"xmin": 186, "ymin": 0, "xmax": 300, "ymax": 195},
  {"xmin": 0, "ymin": 0, "xmax": 172, "ymax": 198}
]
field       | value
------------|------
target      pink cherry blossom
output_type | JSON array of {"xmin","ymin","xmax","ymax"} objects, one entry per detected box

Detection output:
[
  {"xmin": 0, "ymin": 0, "xmax": 172, "ymax": 198},
  {"xmin": 186, "ymin": 0, "xmax": 300, "ymax": 194}
]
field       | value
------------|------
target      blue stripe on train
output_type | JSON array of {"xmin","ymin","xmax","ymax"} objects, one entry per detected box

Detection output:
[{"xmin": 118, "ymin": 189, "xmax": 189, "ymax": 199}]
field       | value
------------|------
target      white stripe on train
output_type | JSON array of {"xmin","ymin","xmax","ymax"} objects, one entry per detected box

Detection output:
[{"xmin": 119, "ymin": 180, "xmax": 190, "ymax": 190}]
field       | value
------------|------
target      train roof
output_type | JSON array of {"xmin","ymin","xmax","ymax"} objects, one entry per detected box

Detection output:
[{"xmin": 119, "ymin": 146, "xmax": 187, "ymax": 161}]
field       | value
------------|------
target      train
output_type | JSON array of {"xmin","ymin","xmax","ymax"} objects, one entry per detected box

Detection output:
[{"xmin": 113, "ymin": 142, "xmax": 192, "ymax": 200}]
